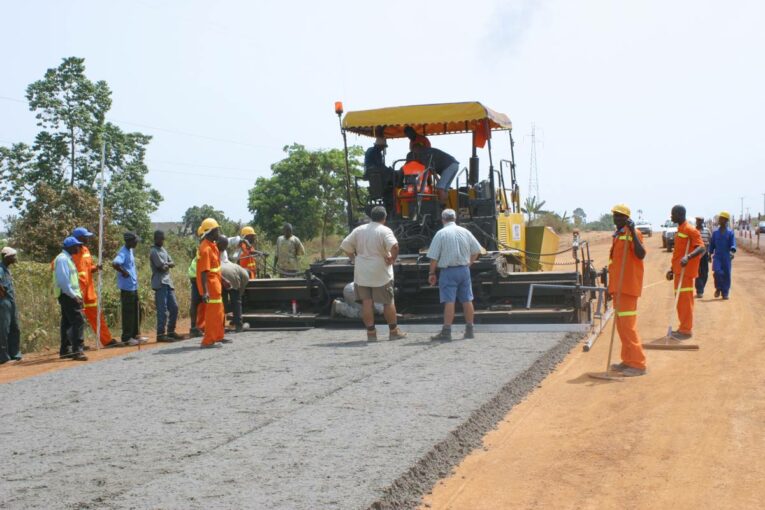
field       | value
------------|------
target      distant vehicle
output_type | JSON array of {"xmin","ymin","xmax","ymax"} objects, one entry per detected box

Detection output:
[
  {"xmin": 635, "ymin": 221, "xmax": 652, "ymax": 237},
  {"xmin": 662, "ymin": 220, "xmax": 678, "ymax": 251},
  {"xmin": 757, "ymin": 221, "xmax": 765, "ymax": 235}
]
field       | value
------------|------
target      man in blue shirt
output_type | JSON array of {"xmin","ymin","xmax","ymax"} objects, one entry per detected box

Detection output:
[
  {"xmin": 54, "ymin": 237, "xmax": 88, "ymax": 361},
  {"xmin": 112, "ymin": 232, "xmax": 147, "ymax": 345},
  {"xmin": 0, "ymin": 246, "xmax": 22, "ymax": 364},
  {"xmin": 709, "ymin": 211, "xmax": 737, "ymax": 299},
  {"xmin": 426, "ymin": 209, "xmax": 483, "ymax": 341}
]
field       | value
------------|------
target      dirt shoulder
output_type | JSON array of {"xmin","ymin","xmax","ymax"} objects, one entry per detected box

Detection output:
[{"xmin": 422, "ymin": 235, "xmax": 764, "ymax": 510}]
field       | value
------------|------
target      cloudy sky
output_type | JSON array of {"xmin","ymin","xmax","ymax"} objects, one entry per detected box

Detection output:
[{"xmin": 2, "ymin": 0, "xmax": 764, "ymax": 229}]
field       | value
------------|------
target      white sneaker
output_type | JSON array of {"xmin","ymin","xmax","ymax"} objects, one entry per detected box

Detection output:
[
  {"xmin": 134, "ymin": 336, "xmax": 149, "ymax": 344},
  {"xmin": 126, "ymin": 338, "xmax": 140, "ymax": 346}
]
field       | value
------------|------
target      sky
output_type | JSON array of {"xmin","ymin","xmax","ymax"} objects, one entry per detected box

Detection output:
[{"xmin": 2, "ymin": 0, "xmax": 764, "ymax": 230}]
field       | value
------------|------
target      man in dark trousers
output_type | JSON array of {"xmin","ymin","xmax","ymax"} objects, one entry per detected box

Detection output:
[
  {"xmin": 0, "ymin": 247, "xmax": 22, "ymax": 364},
  {"xmin": 113, "ymin": 232, "xmax": 147, "ymax": 346},
  {"xmin": 54, "ymin": 237, "xmax": 88, "ymax": 361},
  {"xmin": 694, "ymin": 215, "xmax": 712, "ymax": 298},
  {"xmin": 150, "ymin": 230, "xmax": 182, "ymax": 342}
]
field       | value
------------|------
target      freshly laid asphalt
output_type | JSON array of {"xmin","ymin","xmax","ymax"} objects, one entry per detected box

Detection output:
[{"xmin": 0, "ymin": 327, "xmax": 576, "ymax": 510}]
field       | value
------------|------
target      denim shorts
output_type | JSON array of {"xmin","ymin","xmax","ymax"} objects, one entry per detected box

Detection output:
[{"xmin": 438, "ymin": 265, "xmax": 473, "ymax": 303}]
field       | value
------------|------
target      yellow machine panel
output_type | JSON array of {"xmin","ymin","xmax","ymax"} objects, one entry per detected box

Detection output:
[{"xmin": 497, "ymin": 212, "xmax": 526, "ymax": 253}]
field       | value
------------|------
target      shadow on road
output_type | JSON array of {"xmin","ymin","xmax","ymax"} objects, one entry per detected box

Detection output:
[{"xmin": 152, "ymin": 345, "xmax": 202, "ymax": 355}]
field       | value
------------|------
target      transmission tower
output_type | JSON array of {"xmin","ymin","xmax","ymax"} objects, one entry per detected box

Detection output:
[{"xmin": 527, "ymin": 123, "xmax": 540, "ymax": 201}]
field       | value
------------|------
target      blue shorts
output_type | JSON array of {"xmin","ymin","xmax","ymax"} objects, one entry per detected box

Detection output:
[
  {"xmin": 436, "ymin": 162, "xmax": 460, "ymax": 190},
  {"xmin": 438, "ymin": 265, "xmax": 473, "ymax": 303}
]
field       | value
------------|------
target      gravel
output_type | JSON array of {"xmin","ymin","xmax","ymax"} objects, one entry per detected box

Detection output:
[{"xmin": 0, "ymin": 327, "xmax": 577, "ymax": 510}]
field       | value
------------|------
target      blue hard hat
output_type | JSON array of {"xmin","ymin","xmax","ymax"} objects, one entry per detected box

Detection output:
[
  {"xmin": 63, "ymin": 236, "xmax": 84, "ymax": 248},
  {"xmin": 72, "ymin": 227, "xmax": 94, "ymax": 238}
]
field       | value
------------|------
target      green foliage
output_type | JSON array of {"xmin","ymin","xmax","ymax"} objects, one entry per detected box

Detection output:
[
  {"xmin": 6, "ymin": 184, "xmax": 121, "ymax": 262},
  {"xmin": 0, "ymin": 56, "xmax": 161, "ymax": 239},
  {"xmin": 584, "ymin": 213, "xmax": 615, "ymax": 231},
  {"xmin": 572, "ymin": 207, "xmax": 587, "ymax": 227},
  {"xmin": 247, "ymin": 144, "xmax": 364, "ymax": 253},
  {"xmin": 537, "ymin": 211, "xmax": 573, "ymax": 233},
  {"xmin": 181, "ymin": 204, "xmax": 242, "ymax": 238},
  {"xmin": 521, "ymin": 196, "xmax": 548, "ymax": 223}
]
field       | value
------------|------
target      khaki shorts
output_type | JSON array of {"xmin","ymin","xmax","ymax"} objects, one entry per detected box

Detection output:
[{"xmin": 354, "ymin": 281, "xmax": 394, "ymax": 305}]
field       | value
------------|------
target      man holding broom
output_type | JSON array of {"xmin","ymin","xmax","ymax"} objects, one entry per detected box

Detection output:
[
  {"xmin": 666, "ymin": 205, "xmax": 705, "ymax": 339},
  {"xmin": 608, "ymin": 204, "xmax": 648, "ymax": 377}
]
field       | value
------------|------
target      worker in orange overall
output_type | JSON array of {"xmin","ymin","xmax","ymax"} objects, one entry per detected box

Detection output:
[
  {"xmin": 196, "ymin": 218, "xmax": 230, "ymax": 348},
  {"xmin": 71, "ymin": 227, "xmax": 121, "ymax": 348},
  {"xmin": 665, "ymin": 205, "xmax": 705, "ymax": 339},
  {"xmin": 608, "ymin": 204, "xmax": 647, "ymax": 376},
  {"xmin": 238, "ymin": 226, "xmax": 258, "ymax": 279}
]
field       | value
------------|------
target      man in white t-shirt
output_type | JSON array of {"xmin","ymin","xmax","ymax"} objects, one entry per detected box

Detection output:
[{"xmin": 340, "ymin": 206, "xmax": 407, "ymax": 342}]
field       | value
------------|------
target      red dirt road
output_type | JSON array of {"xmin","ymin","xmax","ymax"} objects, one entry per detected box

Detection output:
[{"xmin": 423, "ymin": 234, "xmax": 764, "ymax": 510}]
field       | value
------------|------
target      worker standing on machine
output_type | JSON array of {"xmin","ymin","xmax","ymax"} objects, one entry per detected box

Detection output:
[
  {"xmin": 608, "ymin": 204, "xmax": 647, "ymax": 377},
  {"xmin": 665, "ymin": 205, "xmax": 705, "ymax": 340},
  {"xmin": 275, "ymin": 223, "xmax": 305, "ymax": 277},
  {"xmin": 409, "ymin": 144, "xmax": 460, "ymax": 206}
]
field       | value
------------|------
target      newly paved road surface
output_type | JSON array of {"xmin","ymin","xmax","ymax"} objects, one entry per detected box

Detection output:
[{"xmin": 0, "ymin": 328, "xmax": 572, "ymax": 509}]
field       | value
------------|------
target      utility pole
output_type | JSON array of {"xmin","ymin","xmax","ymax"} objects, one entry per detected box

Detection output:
[
  {"xmin": 527, "ymin": 123, "xmax": 540, "ymax": 202},
  {"xmin": 740, "ymin": 196, "xmax": 744, "ymax": 226}
]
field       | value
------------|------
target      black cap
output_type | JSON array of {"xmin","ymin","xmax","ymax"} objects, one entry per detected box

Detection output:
[{"xmin": 124, "ymin": 232, "xmax": 140, "ymax": 242}]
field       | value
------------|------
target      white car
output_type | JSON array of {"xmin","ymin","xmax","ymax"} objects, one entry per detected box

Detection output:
[{"xmin": 661, "ymin": 220, "xmax": 678, "ymax": 251}]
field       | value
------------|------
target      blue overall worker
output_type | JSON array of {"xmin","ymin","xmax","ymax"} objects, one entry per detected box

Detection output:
[{"xmin": 709, "ymin": 211, "xmax": 736, "ymax": 299}]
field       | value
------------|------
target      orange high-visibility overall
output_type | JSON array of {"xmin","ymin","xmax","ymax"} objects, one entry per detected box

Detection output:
[
  {"xmin": 72, "ymin": 245, "xmax": 113, "ymax": 346},
  {"xmin": 238, "ymin": 241, "xmax": 257, "ymax": 279},
  {"xmin": 197, "ymin": 238, "xmax": 224, "ymax": 345},
  {"xmin": 672, "ymin": 221, "xmax": 703, "ymax": 334},
  {"xmin": 608, "ymin": 227, "xmax": 646, "ymax": 370}
]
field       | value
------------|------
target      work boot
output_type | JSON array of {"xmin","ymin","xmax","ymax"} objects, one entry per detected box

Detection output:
[
  {"xmin": 235, "ymin": 324, "xmax": 244, "ymax": 333},
  {"xmin": 71, "ymin": 352, "xmax": 88, "ymax": 361},
  {"xmin": 610, "ymin": 362, "xmax": 630, "ymax": 372},
  {"xmin": 220, "ymin": 338, "xmax": 233, "ymax": 344},
  {"xmin": 714, "ymin": 289, "xmax": 721, "ymax": 298},
  {"xmin": 200, "ymin": 342, "xmax": 222, "ymax": 349},
  {"xmin": 620, "ymin": 366, "xmax": 646, "ymax": 377},
  {"xmin": 671, "ymin": 331, "xmax": 693, "ymax": 340},
  {"xmin": 104, "ymin": 339, "xmax": 123, "ymax": 348},
  {"xmin": 431, "ymin": 328, "xmax": 452, "ymax": 342},
  {"xmin": 156, "ymin": 334, "xmax": 174, "ymax": 343},
  {"xmin": 367, "ymin": 328, "xmax": 378, "ymax": 342},
  {"xmin": 189, "ymin": 328, "xmax": 203, "ymax": 338},
  {"xmin": 388, "ymin": 327, "xmax": 407, "ymax": 341},
  {"xmin": 463, "ymin": 325, "xmax": 475, "ymax": 340},
  {"xmin": 166, "ymin": 332, "xmax": 184, "ymax": 340}
]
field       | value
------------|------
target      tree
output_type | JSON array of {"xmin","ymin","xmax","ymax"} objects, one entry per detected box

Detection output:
[
  {"xmin": 585, "ymin": 213, "xmax": 615, "ymax": 231},
  {"xmin": 0, "ymin": 57, "xmax": 161, "ymax": 238},
  {"xmin": 521, "ymin": 196, "xmax": 548, "ymax": 223},
  {"xmin": 248, "ymin": 144, "xmax": 364, "ymax": 258},
  {"xmin": 572, "ymin": 207, "xmax": 587, "ymax": 227},
  {"xmin": 6, "ymin": 184, "xmax": 120, "ymax": 262},
  {"xmin": 181, "ymin": 204, "xmax": 240, "ymax": 237}
]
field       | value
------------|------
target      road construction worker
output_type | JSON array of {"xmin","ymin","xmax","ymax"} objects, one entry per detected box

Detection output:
[
  {"xmin": 275, "ymin": 223, "xmax": 305, "ymax": 277},
  {"xmin": 54, "ymin": 237, "xmax": 88, "ymax": 361},
  {"xmin": 409, "ymin": 144, "xmax": 460, "ymax": 205},
  {"xmin": 238, "ymin": 226, "xmax": 258, "ymax": 279},
  {"xmin": 608, "ymin": 204, "xmax": 647, "ymax": 377},
  {"xmin": 694, "ymin": 216, "xmax": 712, "ymax": 298},
  {"xmin": 197, "ymin": 218, "xmax": 230, "ymax": 348},
  {"xmin": 665, "ymin": 205, "xmax": 705, "ymax": 339},
  {"xmin": 112, "ymin": 232, "xmax": 147, "ymax": 346},
  {"xmin": 709, "ymin": 211, "xmax": 736, "ymax": 299},
  {"xmin": 71, "ymin": 227, "xmax": 120, "ymax": 348},
  {"xmin": 0, "ymin": 247, "xmax": 22, "ymax": 364},
  {"xmin": 404, "ymin": 125, "xmax": 431, "ymax": 151}
]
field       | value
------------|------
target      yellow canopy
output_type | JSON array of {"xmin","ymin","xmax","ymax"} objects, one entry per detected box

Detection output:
[{"xmin": 342, "ymin": 101, "xmax": 512, "ymax": 138}]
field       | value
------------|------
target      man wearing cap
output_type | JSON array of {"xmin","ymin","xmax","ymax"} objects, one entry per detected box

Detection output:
[
  {"xmin": 150, "ymin": 230, "xmax": 182, "ymax": 342},
  {"xmin": 71, "ymin": 227, "xmax": 120, "ymax": 348},
  {"xmin": 608, "ymin": 204, "xmax": 647, "ymax": 376},
  {"xmin": 275, "ymin": 223, "xmax": 305, "ymax": 277},
  {"xmin": 197, "ymin": 218, "xmax": 229, "ymax": 348},
  {"xmin": 404, "ymin": 126, "xmax": 431, "ymax": 151},
  {"xmin": 364, "ymin": 137, "xmax": 396, "ymax": 213},
  {"xmin": 0, "ymin": 247, "xmax": 22, "ymax": 363},
  {"xmin": 709, "ymin": 211, "xmax": 736, "ymax": 299},
  {"xmin": 112, "ymin": 232, "xmax": 147, "ymax": 346},
  {"xmin": 237, "ymin": 226, "xmax": 258, "ymax": 279},
  {"xmin": 666, "ymin": 205, "xmax": 705, "ymax": 339},
  {"xmin": 54, "ymin": 237, "xmax": 88, "ymax": 361},
  {"xmin": 694, "ymin": 216, "xmax": 712, "ymax": 298}
]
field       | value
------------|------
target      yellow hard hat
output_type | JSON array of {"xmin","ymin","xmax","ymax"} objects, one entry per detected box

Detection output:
[
  {"xmin": 611, "ymin": 203, "xmax": 631, "ymax": 217},
  {"xmin": 241, "ymin": 226, "xmax": 256, "ymax": 237},
  {"xmin": 197, "ymin": 217, "xmax": 220, "ymax": 237},
  {"xmin": 719, "ymin": 211, "xmax": 731, "ymax": 220}
]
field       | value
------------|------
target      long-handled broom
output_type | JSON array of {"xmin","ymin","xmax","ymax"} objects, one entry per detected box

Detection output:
[
  {"xmin": 644, "ymin": 239, "xmax": 699, "ymax": 350},
  {"xmin": 588, "ymin": 230, "xmax": 630, "ymax": 381}
]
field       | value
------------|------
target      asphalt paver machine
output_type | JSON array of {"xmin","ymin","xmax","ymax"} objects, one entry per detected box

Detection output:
[{"xmin": 242, "ymin": 102, "xmax": 602, "ymax": 327}]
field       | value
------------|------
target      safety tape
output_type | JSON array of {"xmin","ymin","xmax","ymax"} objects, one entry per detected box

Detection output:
[
  {"xmin": 83, "ymin": 302, "xmax": 98, "ymax": 308},
  {"xmin": 209, "ymin": 267, "xmax": 221, "ymax": 273},
  {"xmin": 616, "ymin": 310, "xmax": 637, "ymax": 317},
  {"xmin": 677, "ymin": 232, "xmax": 689, "ymax": 238},
  {"xmin": 617, "ymin": 235, "xmax": 633, "ymax": 241},
  {"xmin": 677, "ymin": 287, "xmax": 694, "ymax": 293},
  {"xmin": 208, "ymin": 298, "xmax": 223, "ymax": 304},
  {"xmin": 78, "ymin": 272, "xmax": 87, "ymax": 277}
]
